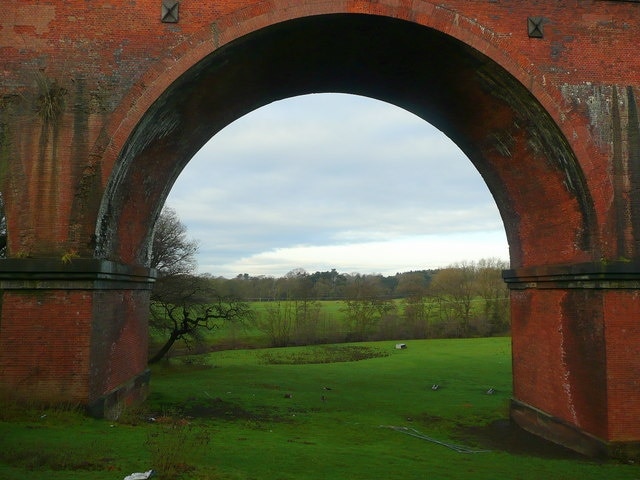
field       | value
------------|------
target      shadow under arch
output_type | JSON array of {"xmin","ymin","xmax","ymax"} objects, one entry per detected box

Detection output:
[{"xmin": 96, "ymin": 13, "xmax": 597, "ymax": 270}]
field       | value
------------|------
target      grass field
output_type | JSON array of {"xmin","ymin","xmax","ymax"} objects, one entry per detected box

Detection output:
[{"xmin": 1, "ymin": 337, "xmax": 637, "ymax": 479}]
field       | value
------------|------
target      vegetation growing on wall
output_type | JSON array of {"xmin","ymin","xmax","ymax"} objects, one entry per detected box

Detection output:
[{"xmin": 34, "ymin": 72, "xmax": 66, "ymax": 127}]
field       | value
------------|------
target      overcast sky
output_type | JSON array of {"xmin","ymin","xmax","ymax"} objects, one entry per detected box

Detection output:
[{"xmin": 166, "ymin": 93, "xmax": 509, "ymax": 278}]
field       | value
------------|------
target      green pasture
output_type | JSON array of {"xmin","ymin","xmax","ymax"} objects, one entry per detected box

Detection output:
[
  {"xmin": 169, "ymin": 298, "xmax": 431, "ymax": 353},
  {"xmin": 1, "ymin": 338, "xmax": 636, "ymax": 479},
  {"xmin": 154, "ymin": 300, "xmax": 351, "ymax": 353}
]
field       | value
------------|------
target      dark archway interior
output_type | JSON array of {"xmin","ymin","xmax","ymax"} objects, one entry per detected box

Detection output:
[{"xmin": 99, "ymin": 14, "xmax": 596, "ymax": 268}]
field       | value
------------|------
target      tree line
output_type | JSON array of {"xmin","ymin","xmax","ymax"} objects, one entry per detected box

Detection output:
[
  {"xmin": 238, "ymin": 258, "xmax": 510, "ymax": 347},
  {"xmin": 149, "ymin": 207, "xmax": 510, "ymax": 360}
]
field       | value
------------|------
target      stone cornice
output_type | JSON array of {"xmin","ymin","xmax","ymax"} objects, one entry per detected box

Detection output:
[{"xmin": 0, "ymin": 259, "xmax": 156, "ymax": 290}]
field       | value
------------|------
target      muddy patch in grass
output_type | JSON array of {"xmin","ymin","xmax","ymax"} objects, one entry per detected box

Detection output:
[
  {"xmin": 1, "ymin": 443, "xmax": 116, "ymax": 471},
  {"xmin": 160, "ymin": 397, "xmax": 289, "ymax": 423},
  {"xmin": 403, "ymin": 414, "xmax": 587, "ymax": 460},
  {"xmin": 259, "ymin": 345, "xmax": 390, "ymax": 365}
]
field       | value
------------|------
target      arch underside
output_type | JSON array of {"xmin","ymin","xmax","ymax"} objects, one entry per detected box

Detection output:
[{"xmin": 100, "ymin": 14, "xmax": 597, "ymax": 269}]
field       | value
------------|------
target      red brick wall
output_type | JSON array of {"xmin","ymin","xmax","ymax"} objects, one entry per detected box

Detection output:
[
  {"xmin": 512, "ymin": 284, "xmax": 640, "ymax": 443},
  {"xmin": 604, "ymin": 291, "xmax": 640, "ymax": 442},
  {"xmin": 510, "ymin": 289, "xmax": 606, "ymax": 435},
  {"xmin": 0, "ymin": 285, "xmax": 151, "ymax": 408},
  {"xmin": 89, "ymin": 290, "xmax": 150, "ymax": 400},
  {"xmin": 0, "ymin": 290, "xmax": 93, "ymax": 402}
]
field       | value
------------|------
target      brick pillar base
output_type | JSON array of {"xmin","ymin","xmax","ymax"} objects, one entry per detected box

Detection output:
[
  {"xmin": 504, "ymin": 262, "xmax": 640, "ymax": 460},
  {"xmin": 0, "ymin": 259, "xmax": 155, "ymax": 419}
]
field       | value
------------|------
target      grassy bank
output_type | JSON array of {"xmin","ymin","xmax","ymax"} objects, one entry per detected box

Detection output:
[{"xmin": 1, "ymin": 338, "xmax": 636, "ymax": 479}]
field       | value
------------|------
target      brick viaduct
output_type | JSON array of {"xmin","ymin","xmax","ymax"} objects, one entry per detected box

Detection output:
[{"xmin": 1, "ymin": 0, "xmax": 640, "ymax": 458}]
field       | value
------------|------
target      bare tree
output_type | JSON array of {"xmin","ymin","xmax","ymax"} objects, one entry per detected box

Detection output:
[
  {"xmin": 429, "ymin": 262, "xmax": 476, "ymax": 337},
  {"xmin": 252, "ymin": 269, "xmax": 322, "ymax": 347},
  {"xmin": 342, "ymin": 275, "xmax": 395, "ymax": 341},
  {"xmin": 474, "ymin": 258, "xmax": 510, "ymax": 334},
  {"xmin": 148, "ymin": 206, "xmax": 251, "ymax": 362},
  {"xmin": 149, "ymin": 274, "xmax": 252, "ymax": 363},
  {"xmin": 150, "ymin": 206, "xmax": 198, "ymax": 277},
  {"xmin": 428, "ymin": 259, "xmax": 509, "ymax": 337},
  {"xmin": 255, "ymin": 300, "xmax": 296, "ymax": 347}
]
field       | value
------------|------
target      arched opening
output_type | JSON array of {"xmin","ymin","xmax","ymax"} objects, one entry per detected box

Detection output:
[
  {"xmin": 97, "ymin": 13, "xmax": 596, "ymax": 271},
  {"xmin": 168, "ymin": 93, "xmax": 508, "ymax": 277},
  {"xmin": 4, "ymin": 4, "xmax": 640, "ymax": 462},
  {"xmin": 93, "ymin": 12, "xmax": 621, "ymax": 455}
]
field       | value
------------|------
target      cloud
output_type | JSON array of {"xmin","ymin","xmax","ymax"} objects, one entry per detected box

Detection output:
[
  {"xmin": 200, "ymin": 231, "xmax": 509, "ymax": 278},
  {"xmin": 167, "ymin": 93, "xmax": 509, "ymax": 277}
]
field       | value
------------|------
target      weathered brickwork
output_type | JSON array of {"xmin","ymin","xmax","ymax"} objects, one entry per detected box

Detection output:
[
  {"xmin": 510, "ymin": 288, "xmax": 608, "ymax": 438},
  {"xmin": 0, "ymin": 259, "xmax": 154, "ymax": 417},
  {"xmin": 0, "ymin": 290, "xmax": 94, "ymax": 403},
  {"xmin": 603, "ymin": 290, "xmax": 640, "ymax": 441},
  {"xmin": 89, "ymin": 290, "xmax": 150, "ymax": 396},
  {"xmin": 2, "ymin": 0, "xmax": 640, "ymax": 455}
]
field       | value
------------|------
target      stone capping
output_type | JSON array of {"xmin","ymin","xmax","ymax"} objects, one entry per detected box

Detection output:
[
  {"xmin": 0, "ymin": 258, "xmax": 156, "ymax": 290},
  {"xmin": 502, "ymin": 261, "xmax": 640, "ymax": 289}
]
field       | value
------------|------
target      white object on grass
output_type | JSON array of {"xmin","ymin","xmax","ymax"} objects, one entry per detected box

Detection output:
[{"xmin": 124, "ymin": 470, "xmax": 155, "ymax": 480}]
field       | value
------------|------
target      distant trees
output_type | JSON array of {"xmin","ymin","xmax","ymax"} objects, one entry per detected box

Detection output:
[
  {"xmin": 397, "ymin": 272, "xmax": 433, "ymax": 338},
  {"xmin": 253, "ymin": 269, "xmax": 324, "ymax": 347},
  {"xmin": 428, "ymin": 259, "xmax": 509, "ymax": 337},
  {"xmin": 309, "ymin": 269, "xmax": 347, "ymax": 299},
  {"xmin": 226, "ymin": 268, "xmax": 349, "ymax": 301},
  {"xmin": 430, "ymin": 262, "xmax": 477, "ymax": 337},
  {"xmin": 474, "ymin": 258, "xmax": 510, "ymax": 334},
  {"xmin": 342, "ymin": 275, "xmax": 395, "ymax": 341},
  {"xmin": 240, "ymin": 260, "xmax": 509, "ymax": 345}
]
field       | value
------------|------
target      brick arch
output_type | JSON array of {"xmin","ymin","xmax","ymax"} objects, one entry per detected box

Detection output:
[
  {"xmin": 96, "ymin": 12, "xmax": 597, "ymax": 270},
  {"xmin": 4, "ymin": 2, "xmax": 640, "ymax": 456}
]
